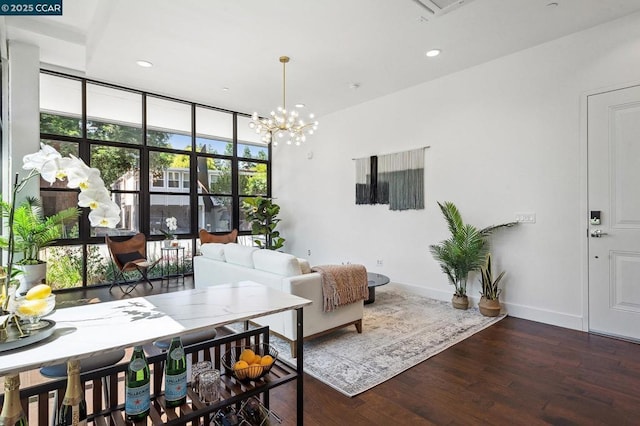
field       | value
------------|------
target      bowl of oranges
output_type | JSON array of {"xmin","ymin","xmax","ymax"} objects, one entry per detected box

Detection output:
[{"xmin": 222, "ymin": 344, "xmax": 278, "ymax": 382}]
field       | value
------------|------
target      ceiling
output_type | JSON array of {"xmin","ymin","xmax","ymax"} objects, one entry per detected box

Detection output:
[{"xmin": 3, "ymin": 0, "xmax": 640, "ymax": 118}]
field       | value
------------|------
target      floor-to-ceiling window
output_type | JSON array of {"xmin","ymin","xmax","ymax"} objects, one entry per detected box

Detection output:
[{"xmin": 39, "ymin": 70, "xmax": 270, "ymax": 289}]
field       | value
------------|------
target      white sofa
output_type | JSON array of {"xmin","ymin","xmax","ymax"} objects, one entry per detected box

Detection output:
[{"xmin": 193, "ymin": 243, "xmax": 364, "ymax": 355}]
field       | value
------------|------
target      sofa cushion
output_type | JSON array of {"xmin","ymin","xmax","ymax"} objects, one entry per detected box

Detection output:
[
  {"xmin": 297, "ymin": 258, "xmax": 312, "ymax": 274},
  {"xmin": 199, "ymin": 228, "xmax": 238, "ymax": 244},
  {"xmin": 253, "ymin": 250, "xmax": 302, "ymax": 276},
  {"xmin": 200, "ymin": 243, "xmax": 226, "ymax": 261},
  {"xmin": 224, "ymin": 243, "xmax": 258, "ymax": 268}
]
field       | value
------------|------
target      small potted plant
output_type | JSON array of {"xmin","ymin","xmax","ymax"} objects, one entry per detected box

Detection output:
[
  {"xmin": 161, "ymin": 216, "xmax": 179, "ymax": 247},
  {"xmin": 478, "ymin": 253, "xmax": 505, "ymax": 317}
]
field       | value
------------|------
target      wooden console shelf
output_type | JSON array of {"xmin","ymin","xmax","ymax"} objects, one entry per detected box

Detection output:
[{"xmin": 9, "ymin": 326, "xmax": 298, "ymax": 425}]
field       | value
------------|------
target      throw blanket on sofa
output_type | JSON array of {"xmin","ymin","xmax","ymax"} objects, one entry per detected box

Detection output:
[{"xmin": 311, "ymin": 264, "xmax": 369, "ymax": 312}]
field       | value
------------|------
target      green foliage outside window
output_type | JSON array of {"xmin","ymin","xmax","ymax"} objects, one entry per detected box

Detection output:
[{"xmin": 46, "ymin": 245, "xmax": 110, "ymax": 289}]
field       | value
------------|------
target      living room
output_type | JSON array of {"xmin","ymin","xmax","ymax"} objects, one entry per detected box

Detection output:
[{"xmin": 2, "ymin": 0, "xmax": 640, "ymax": 424}]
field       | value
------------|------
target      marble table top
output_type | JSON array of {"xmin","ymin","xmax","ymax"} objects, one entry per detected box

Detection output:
[{"xmin": 0, "ymin": 281, "xmax": 311, "ymax": 376}]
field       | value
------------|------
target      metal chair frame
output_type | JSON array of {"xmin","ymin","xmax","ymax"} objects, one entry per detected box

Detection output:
[{"xmin": 105, "ymin": 233, "xmax": 160, "ymax": 294}]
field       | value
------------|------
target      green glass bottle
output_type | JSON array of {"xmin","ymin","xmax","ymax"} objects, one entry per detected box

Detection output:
[
  {"xmin": 0, "ymin": 374, "xmax": 28, "ymax": 426},
  {"xmin": 164, "ymin": 336, "xmax": 187, "ymax": 408},
  {"xmin": 125, "ymin": 346, "xmax": 150, "ymax": 422},
  {"xmin": 55, "ymin": 360, "xmax": 87, "ymax": 425}
]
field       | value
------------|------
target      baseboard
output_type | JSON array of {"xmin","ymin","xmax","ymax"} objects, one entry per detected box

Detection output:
[{"xmin": 390, "ymin": 282, "xmax": 584, "ymax": 331}]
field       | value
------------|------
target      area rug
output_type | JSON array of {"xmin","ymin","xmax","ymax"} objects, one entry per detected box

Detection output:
[{"xmin": 231, "ymin": 286, "xmax": 505, "ymax": 397}]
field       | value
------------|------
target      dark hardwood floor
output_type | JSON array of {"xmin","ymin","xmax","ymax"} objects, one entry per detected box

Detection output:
[{"xmin": 57, "ymin": 279, "xmax": 640, "ymax": 425}]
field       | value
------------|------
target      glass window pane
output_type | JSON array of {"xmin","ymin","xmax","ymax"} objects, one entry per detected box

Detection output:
[
  {"xmin": 99, "ymin": 193, "xmax": 138, "ymax": 237},
  {"xmin": 149, "ymin": 195, "xmax": 191, "ymax": 236},
  {"xmin": 199, "ymin": 195, "xmax": 232, "ymax": 233},
  {"xmin": 39, "ymin": 140, "xmax": 79, "ymax": 189},
  {"xmin": 91, "ymin": 145, "xmax": 140, "ymax": 190},
  {"xmin": 40, "ymin": 191, "xmax": 80, "ymax": 238},
  {"xmin": 239, "ymin": 161, "xmax": 267, "ymax": 196},
  {"xmin": 239, "ymin": 197, "xmax": 255, "ymax": 232},
  {"xmin": 196, "ymin": 107, "xmax": 232, "ymax": 155},
  {"xmin": 197, "ymin": 156, "xmax": 231, "ymax": 194},
  {"xmin": 87, "ymin": 84, "xmax": 142, "ymax": 144},
  {"xmin": 238, "ymin": 115, "xmax": 264, "ymax": 144},
  {"xmin": 148, "ymin": 152, "xmax": 190, "ymax": 191},
  {"xmin": 147, "ymin": 97, "xmax": 191, "ymax": 150},
  {"xmin": 238, "ymin": 142, "xmax": 269, "ymax": 161},
  {"xmin": 197, "ymin": 137, "xmax": 231, "ymax": 156},
  {"xmin": 168, "ymin": 171, "xmax": 180, "ymax": 188},
  {"xmin": 86, "ymin": 244, "xmax": 112, "ymax": 286},
  {"xmin": 40, "ymin": 73, "xmax": 82, "ymax": 137},
  {"xmin": 43, "ymin": 245, "xmax": 84, "ymax": 290}
]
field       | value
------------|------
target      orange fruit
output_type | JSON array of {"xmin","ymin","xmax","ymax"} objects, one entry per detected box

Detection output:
[
  {"xmin": 260, "ymin": 355, "xmax": 274, "ymax": 366},
  {"xmin": 233, "ymin": 360, "xmax": 249, "ymax": 379},
  {"xmin": 247, "ymin": 364, "xmax": 263, "ymax": 379},
  {"xmin": 252, "ymin": 354, "xmax": 262, "ymax": 365},
  {"xmin": 239, "ymin": 349, "xmax": 255, "ymax": 363}
]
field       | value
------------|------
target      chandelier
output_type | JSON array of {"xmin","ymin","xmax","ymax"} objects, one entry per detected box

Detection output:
[{"xmin": 249, "ymin": 56, "xmax": 319, "ymax": 146}]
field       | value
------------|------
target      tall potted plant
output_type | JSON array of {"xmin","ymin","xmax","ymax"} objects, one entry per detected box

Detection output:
[
  {"xmin": 478, "ymin": 253, "xmax": 505, "ymax": 317},
  {"xmin": 1, "ymin": 196, "xmax": 79, "ymax": 293},
  {"xmin": 429, "ymin": 201, "xmax": 515, "ymax": 310},
  {"xmin": 242, "ymin": 197, "xmax": 285, "ymax": 250}
]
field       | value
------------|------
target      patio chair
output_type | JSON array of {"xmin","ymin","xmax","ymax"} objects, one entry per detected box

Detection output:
[{"xmin": 106, "ymin": 233, "xmax": 160, "ymax": 294}]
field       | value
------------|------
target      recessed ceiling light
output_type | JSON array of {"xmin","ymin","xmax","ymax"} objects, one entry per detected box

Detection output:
[
  {"xmin": 295, "ymin": 103, "xmax": 305, "ymax": 108},
  {"xmin": 349, "ymin": 83, "xmax": 361, "ymax": 90},
  {"xmin": 136, "ymin": 60, "xmax": 153, "ymax": 68},
  {"xmin": 426, "ymin": 49, "xmax": 441, "ymax": 58},
  {"xmin": 222, "ymin": 87, "xmax": 230, "ymax": 92},
  {"xmin": 547, "ymin": 2, "xmax": 559, "ymax": 6}
]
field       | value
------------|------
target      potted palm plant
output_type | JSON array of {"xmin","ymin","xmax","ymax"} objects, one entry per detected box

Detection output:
[
  {"xmin": 478, "ymin": 253, "xmax": 505, "ymax": 316},
  {"xmin": 429, "ymin": 201, "xmax": 515, "ymax": 310},
  {"xmin": 1, "ymin": 196, "xmax": 79, "ymax": 293}
]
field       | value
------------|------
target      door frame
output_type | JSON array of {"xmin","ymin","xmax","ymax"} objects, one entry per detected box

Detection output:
[{"xmin": 580, "ymin": 79, "xmax": 640, "ymax": 334}]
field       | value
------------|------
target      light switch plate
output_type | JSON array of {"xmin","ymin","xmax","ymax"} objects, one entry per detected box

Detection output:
[{"xmin": 515, "ymin": 212, "xmax": 536, "ymax": 223}]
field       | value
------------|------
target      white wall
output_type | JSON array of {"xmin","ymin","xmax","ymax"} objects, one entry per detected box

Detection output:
[
  {"xmin": 273, "ymin": 12, "xmax": 640, "ymax": 330},
  {"xmin": 4, "ymin": 41, "xmax": 41, "ymax": 202}
]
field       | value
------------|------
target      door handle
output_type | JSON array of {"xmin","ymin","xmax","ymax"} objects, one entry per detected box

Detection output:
[{"xmin": 590, "ymin": 229, "xmax": 608, "ymax": 238}]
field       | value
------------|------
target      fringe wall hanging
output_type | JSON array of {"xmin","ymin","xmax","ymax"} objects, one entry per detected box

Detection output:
[{"xmin": 354, "ymin": 147, "xmax": 427, "ymax": 211}]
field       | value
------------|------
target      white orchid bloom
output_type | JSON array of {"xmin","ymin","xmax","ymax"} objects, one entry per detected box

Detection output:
[
  {"xmin": 78, "ymin": 187, "xmax": 112, "ymax": 210},
  {"xmin": 88, "ymin": 202, "xmax": 121, "ymax": 228},
  {"xmin": 166, "ymin": 216, "xmax": 177, "ymax": 231},
  {"xmin": 64, "ymin": 156, "xmax": 103, "ymax": 189},
  {"xmin": 22, "ymin": 143, "xmax": 62, "ymax": 171},
  {"xmin": 39, "ymin": 157, "xmax": 77, "ymax": 184}
]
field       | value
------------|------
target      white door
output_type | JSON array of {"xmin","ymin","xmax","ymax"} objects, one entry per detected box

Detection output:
[{"xmin": 588, "ymin": 84, "xmax": 640, "ymax": 341}]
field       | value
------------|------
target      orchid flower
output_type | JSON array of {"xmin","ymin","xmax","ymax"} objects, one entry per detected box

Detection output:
[
  {"xmin": 78, "ymin": 187, "xmax": 112, "ymax": 210},
  {"xmin": 88, "ymin": 204, "xmax": 121, "ymax": 228},
  {"xmin": 21, "ymin": 143, "xmax": 121, "ymax": 226},
  {"xmin": 22, "ymin": 143, "xmax": 62, "ymax": 171}
]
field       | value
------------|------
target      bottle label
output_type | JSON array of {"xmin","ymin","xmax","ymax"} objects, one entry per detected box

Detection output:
[
  {"xmin": 125, "ymin": 382, "xmax": 150, "ymax": 415},
  {"xmin": 130, "ymin": 358, "xmax": 147, "ymax": 372},
  {"xmin": 165, "ymin": 371, "xmax": 187, "ymax": 401},
  {"xmin": 169, "ymin": 347, "xmax": 185, "ymax": 361},
  {"xmin": 71, "ymin": 405, "xmax": 87, "ymax": 426}
]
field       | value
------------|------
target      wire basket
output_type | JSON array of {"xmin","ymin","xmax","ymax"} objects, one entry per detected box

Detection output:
[
  {"xmin": 211, "ymin": 398, "xmax": 280, "ymax": 426},
  {"xmin": 221, "ymin": 343, "xmax": 278, "ymax": 382}
]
